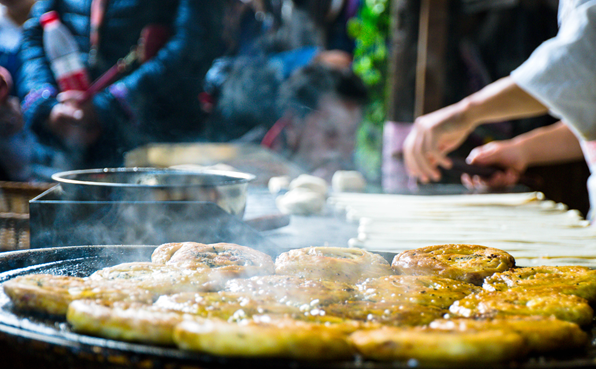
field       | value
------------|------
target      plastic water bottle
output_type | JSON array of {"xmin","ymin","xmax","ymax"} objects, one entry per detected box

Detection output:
[{"xmin": 40, "ymin": 11, "xmax": 90, "ymax": 92}]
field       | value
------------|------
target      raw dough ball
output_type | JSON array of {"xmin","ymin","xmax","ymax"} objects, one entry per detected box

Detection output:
[
  {"xmin": 289, "ymin": 174, "xmax": 328, "ymax": 197},
  {"xmin": 276, "ymin": 188, "xmax": 325, "ymax": 215},
  {"xmin": 332, "ymin": 171, "xmax": 366, "ymax": 193},
  {"xmin": 268, "ymin": 175, "xmax": 291, "ymax": 195}
]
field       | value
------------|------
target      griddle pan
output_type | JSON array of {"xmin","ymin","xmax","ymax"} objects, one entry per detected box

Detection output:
[{"xmin": 0, "ymin": 246, "xmax": 595, "ymax": 369}]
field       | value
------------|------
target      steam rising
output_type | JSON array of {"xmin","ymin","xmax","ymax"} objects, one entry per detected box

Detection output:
[{"xmin": 29, "ymin": 187, "xmax": 280, "ymax": 264}]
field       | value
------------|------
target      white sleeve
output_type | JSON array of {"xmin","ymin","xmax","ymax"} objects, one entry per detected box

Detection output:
[{"xmin": 511, "ymin": 1, "xmax": 596, "ymax": 141}]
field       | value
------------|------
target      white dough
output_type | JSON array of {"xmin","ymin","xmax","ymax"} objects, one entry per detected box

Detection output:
[
  {"xmin": 289, "ymin": 174, "xmax": 328, "ymax": 197},
  {"xmin": 268, "ymin": 175, "xmax": 291, "ymax": 195},
  {"xmin": 331, "ymin": 171, "xmax": 366, "ymax": 193},
  {"xmin": 276, "ymin": 188, "xmax": 326, "ymax": 215}
]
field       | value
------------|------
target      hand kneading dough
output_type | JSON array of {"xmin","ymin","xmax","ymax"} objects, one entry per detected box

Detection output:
[
  {"xmin": 289, "ymin": 174, "xmax": 328, "ymax": 197},
  {"xmin": 332, "ymin": 171, "xmax": 366, "ymax": 193},
  {"xmin": 268, "ymin": 175, "xmax": 291, "ymax": 194},
  {"xmin": 276, "ymin": 188, "xmax": 325, "ymax": 215}
]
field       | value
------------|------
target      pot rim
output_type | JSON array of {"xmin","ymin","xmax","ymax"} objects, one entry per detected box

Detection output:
[{"xmin": 51, "ymin": 167, "xmax": 256, "ymax": 189}]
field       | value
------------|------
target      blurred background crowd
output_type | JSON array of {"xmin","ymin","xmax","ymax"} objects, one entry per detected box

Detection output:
[{"xmin": 0, "ymin": 0, "xmax": 584, "ymax": 212}]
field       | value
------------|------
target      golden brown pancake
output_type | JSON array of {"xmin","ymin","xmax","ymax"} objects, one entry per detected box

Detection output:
[
  {"xmin": 349, "ymin": 326, "xmax": 526, "ymax": 363},
  {"xmin": 67, "ymin": 299, "xmax": 189, "ymax": 345},
  {"xmin": 151, "ymin": 242, "xmax": 275, "ymax": 277},
  {"xmin": 89, "ymin": 262, "xmax": 231, "ymax": 293},
  {"xmin": 173, "ymin": 316, "xmax": 356, "ymax": 360},
  {"xmin": 357, "ymin": 275, "xmax": 480, "ymax": 309},
  {"xmin": 429, "ymin": 316, "xmax": 589, "ymax": 354},
  {"xmin": 392, "ymin": 244, "xmax": 515, "ymax": 285},
  {"xmin": 322, "ymin": 301, "xmax": 445, "ymax": 327},
  {"xmin": 3, "ymin": 274, "xmax": 153, "ymax": 316},
  {"xmin": 275, "ymin": 246, "xmax": 392, "ymax": 284},
  {"xmin": 224, "ymin": 275, "xmax": 358, "ymax": 307},
  {"xmin": 449, "ymin": 289, "xmax": 594, "ymax": 326},
  {"xmin": 483, "ymin": 266, "xmax": 596, "ymax": 303},
  {"xmin": 153, "ymin": 291, "xmax": 301, "ymax": 320}
]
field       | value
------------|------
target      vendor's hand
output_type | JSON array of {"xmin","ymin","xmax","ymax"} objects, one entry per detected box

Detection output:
[
  {"xmin": 0, "ymin": 97, "xmax": 24, "ymax": 137},
  {"xmin": 461, "ymin": 140, "xmax": 527, "ymax": 191},
  {"xmin": 48, "ymin": 91, "xmax": 101, "ymax": 149},
  {"xmin": 403, "ymin": 104, "xmax": 475, "ymax": 183},
  {"xmin": 57, "ymin": 90, "xmax": 91, "ymax": 109}
]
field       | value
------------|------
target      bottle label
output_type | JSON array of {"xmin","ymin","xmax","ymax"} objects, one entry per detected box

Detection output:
[
  {"xmin": 51, "ymin": 53, "xmax": 90, "ymax": 91},
  {"xmin": 57, "ymin": 71, "xmax": 90, "ymax": 92}
]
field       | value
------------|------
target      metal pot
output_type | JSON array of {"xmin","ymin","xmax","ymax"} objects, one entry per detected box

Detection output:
[{"xmin": 51, "ymin": 168, "xmax": 256, "ymax": 217}]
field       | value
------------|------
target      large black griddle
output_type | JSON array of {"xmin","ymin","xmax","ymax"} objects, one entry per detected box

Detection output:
[{"xmin": 1, "ymin": 246, "xmax": 596, "ymax": 369}]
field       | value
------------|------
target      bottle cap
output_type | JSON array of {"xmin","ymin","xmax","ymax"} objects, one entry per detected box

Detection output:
[{"xmin": 40, "ymin": 11, "xmax": 60, "ymax": 27}]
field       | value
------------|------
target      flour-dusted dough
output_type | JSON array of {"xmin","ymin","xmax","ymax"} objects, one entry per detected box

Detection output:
[
  {"xmin": 268, "ymin": 175, "xmax": 291, "ymax": 195},
  {"xmin": 289, "ymin": 174, "xmax": 328, "ymax": 197},
  {"xmin": 276, "ymin": 188, "xmax": 326, "ymax": 215},
  {"xmin": 332, "ymin": 171, "xmax": 366, "ymax": 193}
]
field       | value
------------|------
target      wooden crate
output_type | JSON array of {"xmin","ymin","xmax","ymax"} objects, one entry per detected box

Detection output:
[{"xmin": 0, "ymin": 182, "xmax": 53, "ymax": 251}]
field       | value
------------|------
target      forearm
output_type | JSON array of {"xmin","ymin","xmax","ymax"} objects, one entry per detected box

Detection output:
[
  {"xmin": 459, "ymin": 77, "xmax": 550, "ymax": 130},
  {"xmin": 513, "ymin": 121, "xmax": 584, "ymax": 167}
]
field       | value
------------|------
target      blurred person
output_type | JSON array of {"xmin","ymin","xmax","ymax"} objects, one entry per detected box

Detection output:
[
  {"xmin": 290, "ymin": 0, "xmax": 361, "ymax": 53},
  {"xmin": 0, "ymin": 0, "xmax": 42, "ymax": 181},
  {"xmin": 0, "ymin": 67, "xmax": 31, "ymax": 181},
  {"xmin": 201, "ymin": 1, "xmax": 364, "ymax": 182},
  {"xmin": 265, "ymin": 64, "xmax": 368, "ymax": 182},
  {"xmin": 402, "ymin": 0, "xmax": 596, "ymax": 222},
  {"xmin": 203, "ymin": 0, "xmax": 353, "ymax": 143},
  {"xmin": 18, "ymin": 0, "xmax": 226, "ymax": 171}
]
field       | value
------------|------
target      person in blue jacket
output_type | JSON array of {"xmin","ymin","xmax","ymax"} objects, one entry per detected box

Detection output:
[
  {"xmin": 18, "ymin": 0, "xmax": 226, "ymax": 169},
  {"xmin": 0, "ymin": 0, "xmax": 50, "ymax": 181},
  {"xmin": 202, "ymin": 0, "xmax": 355, "ymax": 143}
]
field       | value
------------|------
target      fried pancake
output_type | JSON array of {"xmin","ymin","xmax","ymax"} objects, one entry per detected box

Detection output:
[
  {"xmin": 285, "ymin": 312, "xmax": 382, "ymax": 328},
  {"xmin": 151, "ymin": 242, "xmax": 275, "ymax": 277},
  {"xmin": 322, "ymin": 301, "xmax": 445, "ymax": 327},
  {"xmin": 449, "ymin": 290, "xmax": 594, "ymax": 326},
  {"xmin": 274, "ymin": 246, "xmax": 392, "ymax": 284},
  {"xmin": 392, "ymin": 244, "xmax": 515, "ymax": 285},
  {"xmin": 173, "ymin": 316, "xmax": 356, "ymax": 360},
  {"xmin": 67, "ymin": 293, "xmax": 309, "ymax": 346},
  {"xmin": 89, "ymin": 262, "xmax": 233, "ymax": 293},
  {"xmin": 153, "ymin": 292, "xmax": 301, "ymax": 320},
  {"xmin": 2, "ymin": 274, "xmax": 153, "ymax": 316},
  {"xmin": 224, "ymin": 275, "xmax": 357, "ymax": 307},
  {"xmin": 348, "ymin": 326, "xmax": 526, "ymax": 363},
  {"xmin": 483, "ymin": 266, "xmax": 596, "ymax": 303},
  {"xmin": 67, "ymin": 299, "xmax": 190, "ymax": 345},
  {"xmin": 429, "ymin": 316, "xmax": 589, "ymax": 354},
  {"xmin": 357, "ymin": 275, "xmax": 480, "ymax": 309}
]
